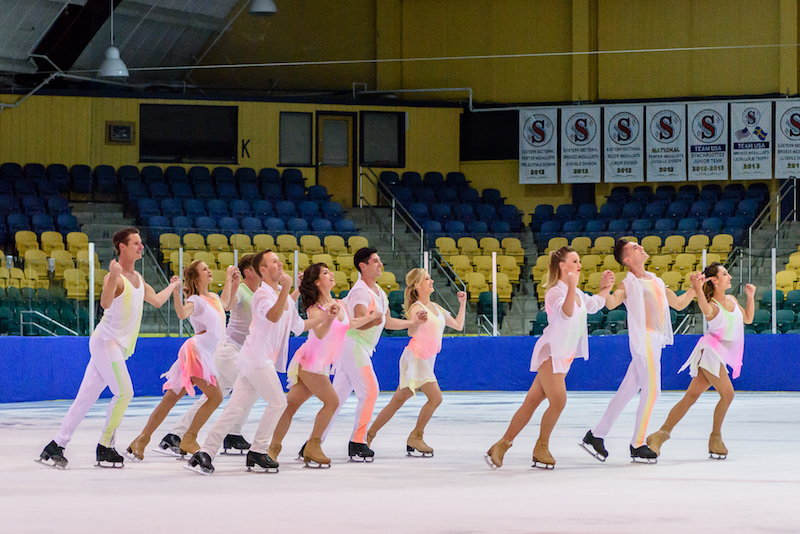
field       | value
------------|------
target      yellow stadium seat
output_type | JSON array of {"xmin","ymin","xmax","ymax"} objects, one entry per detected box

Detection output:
[
  {"xmin": 63, "ymin": 268, "xmax": 88, "ymax": 300},
  {"xmin": 641, "ymin": 235, "xmax": 662, "ymax": 256},
  {"xmin": 348, "ymin": 236, "xmax": 369, "ymax": 254},
  {"xmin": 23, "ymin": 267, "xmax": 47, "ymax": 289},
  {"xmin": 4, "ymin": 267, "xmax": 20, "ymax": 288},
  {"xmin": 252, "ymin": 234, "xmax": 273, "ymax": 252},
  {"xmin": 206, "ymin": 234, "xmax": 230, "ymax": 255},
  {"xmin": 436, "ymin": 237, "xmax": 459, "ymax": 261},
  {"xmin": 480, "ymin": 237, "xmax": 502, "ymax": 256},
  {"xmin": 501, "ymin": 237, "xmax": 525, "ymax": 265},
  {"xmin": 584, "ymin": 272, "xmax": 603, "ymax": 294},
  {"xmin": 230, "ymin": 234, "xmax": 254, "ymax": 254},
  {"xmin": 787, "ymin": 252, "xmax": 800, "ymax": 273},
  {"xmin": 591, "ymin": 236, "xmax": 615, "ymax": 255},
  {"xmin": 709, "ymin": 234, "xmax": 733, "ymax": 260},
  {"xmin": 0, "ymin": 255, "xmax": 5, "ymax": 269},
  {"xmin": 335, "ymin": 255, "xmax": 356, "ymax": 277},
  {"xmin": 681, "ymin": 271, "xmax": 694, "ymax": 291},
  {"xmin": 311, "ymin": 253, "xmax": 334, "ymax": 269},
  {"xmin": 217, "ymin": 252, "xmax": 236, "ymax": 270},
  {"xmin": 776, "ymin": 270, "xmax": 797, "ymax": 294},
  {"xmin": 24, "ymin": 249, "xmax": 49, "ymax": 281},
  {"xmin": 76, "ymin": 250, "xmax": 100, "ymax": 273},
  {"xmin": 192, "ymin": 251, "xmax": 217, "ymax": 270},
  {"xmin": 465, "ymin": 272, "xmax": 489, "ymax": 301},
  {"xmin": 40, "ymin": 231, "xmax": 65, "ymax": 255},
  {"xmin": 66, "ymin": 232, "xmax": 89, "ymax": 255},
  {"xmin": 497, "ymin": 255, "xmax": 520, "ymax": 284},
  {"xmin": 210, "ymin": 270, "xmax": 226, "ymax": 292},
  {"xmin": 350, "ymin": 270, "xmax": 360, "ymax": 285},
  {"xmin": 660, "ymin": 271, "xmax": 682, "ymax": 292},
  {"xmin": 531, "ymin": 255, "xmax": 550, "ymax": 282},
  {"xmin": 662, "ymin": 235, "xmax": 686, "ymax": 254},
  {"xmin": 620, "ymin": 236, "xmax": 638, "ymax": 243},
  {"xmin": 377, "ymin": 271, "xmax": 398, "ymax": 293},
  {"xmin": 545, "ymin": 237, "xmax": 568, "ymax": 254},
  {"xmin": 276, "ymin": 234, "xmax": 299, "ymax": 252},
  {"xmin": 324, "ymin": 235, "xmax": 349, "ymax": 256},
  {"xmin": 160, "ymin": 233, "xmax": 181, "ymax": 254},
  {"xmin": 300, "ymin": 235, "xmax": 325, "ymax": 255},
  {"xmin": 685, "ymin": 235, "xmax": 709, "ymax": 254},
  {"xmin": 536, "ymin": 281, "xmax": 547, "ymax": 302},
  {"xmin": 450, "ymin": 255, "xmax": 473, "ymax": 283},
  {"xmin": 94, "ymin": 268, "xmax": 109, "ymax": 296},
  {"xmin": 571, "ymin": 236, "xmax": 592, "ymax": 255},
  {"xmin": 672, "ymin": 253, "xmax": 696, "ymax": 275},
  {"xmin": 473, "ymin": 255, "xmax": 496, "ymax": 279},
  {"xmin": 458, "ymin": 237, "xmax": 480, "ymax": 257},
  {"xmin": 291, "ymin": 252, "xmax": 311, "ymax": 273},
  {"xmin": 580, "ymin": 254, "xmax": 601, "ymax": 274},
  {"xmin": 701, "ymin": 253, "xmax": 722, "ymax": 268},
  {"xmin": 0, "ymin": 267, "xmax": 9, "ymax": 288},
  {"xmin": 183, "ymin": 233, "xmax": 206, "ymax": 252},
  {"xmin": 649, "ymin": 254, "xmax": 673, "ymax": 275},
  {"xmin": 332, "ymin": 270, "xmax": 350, "ymax": 294},
  {"xmin": 603, "ymin": 255, "xmax": 621, "ymax": 271},
  {"xmin": 169, "ymin": 251, "xmax": 193, "ymax": 275},
  {"xmin": 494, "ymin": 272, "xmax": 513, "ymax": 302},
  {"xmin": 16, "ymin": 231, "xmax": 39, "ymax": 256}
]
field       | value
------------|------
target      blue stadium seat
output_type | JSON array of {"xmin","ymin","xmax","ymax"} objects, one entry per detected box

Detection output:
[
  {"xmin": 148, "ymin": 182, "xmax": 171, "ymax": 201},
  {"xmin": 430, "ymin": 203, "xmax": 452, "ymax": 224},
  {"xmin": 1, "ymin": 162, "xmax": 22, "ymax": 177},
  {"xmin": 70, "ymin": 165, "xmax": 92, "ymax": 194},
  {"xmin": 445, "ymin": 220, "xmax": 466, "ymax": 236},
  {"xmin": 141, "ymin": 166, "xmax": 164, "ymax": 184},
  {"xmin": 307, "ymin": 185, "xmax": 331, "ymax": 205},
  {"xmin": 264, "ymin": 217, "xmax": 286, "ymax": 235},
  {"xmin": 170, "ymin": 182, "xmax": 194, "ymax": 200},
  {"xmin": 701, "ymin": 217, "xmax": 723, "ymax": 236},
  {"xmin": 172, "ymin": 216, "xmax": 194, "ymax": 232},
  {"xmin": 32, "ymin": 214, "xmax": 55, "ymax": 233},
  {"xmin": 213, "ymin": 167, "xmax": 235, "ymax": 185},
  {"xmin": 37, "ymin": 180, "xmax": 60, "ymax": 199},
  {"xmin": 188, "ymin": 166, "xmax": 212, "ymax": 185},
  {"xmin": 621, "ymin": 202, "xmax": 643, "ymax": 221},
  {"xmin": 632, "ymin": 185, "xmax": 653, "ymax": 202},
  {"xmin": 585, "ymin": 219, "xmax": 605, "ymax": 239},
  {"xmin": 436, "ymin": 188, "xmax": 458, "ymax": 204},
  {"xmin": 94, "ymin": 165, "xmax": 117, "ymax": 194},
  {"xmin": 335, "ymin": 218, "xmax": 356, "ymax": 236},
  {"xmin": 230, "ymin": 200, "xmax": 251, "ymax": 221},
  {"xmin": 282, "ymin": 168, "xmax": 305, "ymax": 188},
  {"xmin": 666, "ymin": 201, "xmax": 689, "ymax": 222},
  {"xmin": 401, "ymin": 171, "xmax": 422, "ymax": 188},
  {"xmin": 678, "ymin": 184, "xmax": 699, "ymax": 201},
  {"xmin": 654, "ymin": 218, "xmax": 676, "ymax": 239},
  {"xmin": 239, "ymin": 183, "xmax": 260, "ymax": 200},
  {"xmin": 287, "ymin": 217, "xmax": 309, "ymax": 236},
  {"xmin": 275, "ymin": 200, "xmax": 296, "ymax": 221},
  {"xmin": 476, "ymin": 204, "xmax": 497, "ymax": 225},
  {"xmin": 7, "ymin": 213, "xmax": 30, "ymax": 233},
  {"xmin": 262, "ymin": 183, "xmax": 283, "ymax": 202},
  {"xmin": 298, "ymin": 200, "xmax": 320, "ymax": 221},
  {"xmin": 195, "ymin": 216, "xmax": 217, "ymax": 237},
  {"xmin": 0, "ymin": 195, "xmax": 18, "ymax": 216},
  {"xmin": 123, "ymin": 181, "xmax": 148, "ymax": 203},
  {"xmin": 118, "ymin": 165, "xmax": 140, "ymax": 183},
  {"xmin": 23, "ymin": 163, "xmax": 46, "ymax": 180},
  {"xmin": 161, "ymin": 198, "xmax": 183, "ymax": 219},
  {"xmin": 598, "ymin": 202, "xmax": 621, "ymax": 222},
  {"xmin": 736, "ymin": 199, "xmax": 760, "ymax": 222},
  {"xmin": 148, "ymin": 216, "xmax": 171, "ymax": 237},
  {"xmin": 250, "ymin": 200, "xmax": 273, "ymax": 219},
  {"xmin": 241, "ymin": 217, "xmax": 263, "ymax": 234},
  {"xmin": 165, "ymin": 166, "xmax": 188, "ymax": 184},
  {"xmin": 235, "ymin": 167, "xmax": 257, "ymax": 186},
  {"xmin": 608, "ymin": 186, "xmax": 630, "ymax": 204},
  {"xmin": 577, "ymin": 204, "xmax": 597, "ymax": 222},
  {"xmin": 22, "ymin": 196, "xmax": 46, "ymax": 215},
  {"xmin": 554, "ymin": 204, "xmax": 576, "ymax": 224},
  {"xmin": 453, "ymin": 203, "xmax": 475, "ymax": 226},
  {"xmin": 409, "ymin": 203, "xmax": 430, "ymax": 225},
  {"xmin": 539, "ymin": 220, "xmax": 560, "ymax": 243},
  {"xmin": 413, "ymin": 187, "xmax": 436, "ymax": 205},
  {"xmin": 207, "ymin": 199, "xmax": 230, "ymax": 219},
  {"xmin": 217, "ymin": 183, "xmax": 239, "ymax": 200},
  {"xmin": 138, "ymin": 198, "xmax": 160, "ymax": 221},
  {"xmin": 631, "ymin": 218, "xmax": 652, "ymax": 235},
  {"xmin": 321, "ymin": 201, "xmax": 343, "ymax": 222},
  {"xmin": 285, "ymin": 183, "xmax": 306, "ymax": 202},
  {"xmin": 689, "ymin": 200, "xmax": 712, "ymax": 219},
  {"xmin": 459, "ymin": 187, "xmax": 480, "ymax": 205},
  {"xmin": 421, "ymin": 220, "xmax": 442, "ymax": 245},
  {"xmin": 563, "ymin": 220, "xmax": 584, "ymax": 239},
  {"xmin": 423, "ymin": 171, "xmax": 444, "ymax": 190},
  {"xmin": 56, "ymin": 214, "xmax": 79, "ymax": 234},
  {"xmin": 218, "ymin": 217, "xmax": 240, "ymax": 237},
  {"xmin": 481, "ymin": 188, "xmax": 505, "ymax": 206},
  {"xmin": 654, "ymin": 185, "xmax": 676, "ymax": 202},
  {"xmin": 712, "ymin": 199, "xmax": 735, "ymax": 219},
  {"xmin": 492, "ymin": 220, "xmax": 511, "ymax": 235},
  {"xmin": 644, "ymin": 201, "xmax": 666, "ymax": 221},
  {"xmin": 184, "ymin": 199, "xmax": 206, "ymax": 219},
  {"xmin": 390, "ymin": 185, "xmax": 413, "ymax": 206},
  {"xmin": 446, "ymin": 172, "xmax": 468, "ymax": 190},
  {"xmin": 469, "ymin": 220, "xmax": 489, "ymax": 235},
  {"xmin": 311, "ymin": 218, "xmax": 333, "ymax": 235},
  {"xmin": 47, "ymin": 164, "xmax": 71, "ymax": 193},
  {"xmin": 723, "ymin": 183, "xmax": 745, "ymax": 201},
  {"xmin": 677, "ymin": 217, "xmax": 700, "ymax": 237},
  {"xmin": 608, "ymin": 219, "xmax": 628, "ymax": 237}
]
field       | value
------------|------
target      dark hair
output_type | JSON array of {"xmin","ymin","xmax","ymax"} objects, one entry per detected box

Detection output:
[
  {"xmin": 251, "ymin": 249, "xmax": 272, "ymax": 274},
  {"xmin": 299, "ymin": 263, "xmax": 328, "ymax": 312},
  {"xmin": 702, "ymin": 262, "xmax": 723, "ymax": 302},
  {"xmin": 183, "ymin": 260, "xmax": 205, "ymax": 298},
  {"xmin": 238, "ymin": 253, "xmax": 255, "ymax": 274},
  {"xmin": 613, "ymin": 238, "xmax": 630, "ymax": 266},
  {"xmin": 354, "ymin": 247, "xmax": 378, "ymax": 273},
  {"xmin": 112, "ymin": 227, "xmax": 139, "ymax": 255}
]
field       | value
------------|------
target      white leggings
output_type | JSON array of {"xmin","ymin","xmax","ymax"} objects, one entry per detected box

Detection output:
[
  {"xmin": 200, "ymin": 363, "xmax": 287, "ymax": 460},
  {"xmin": 592, "ymin": 333, "xmax": 663, "ymax": 448},
  {"xmin": 55, "ymin": 335, "xmax": 134, "ymax": 448}
]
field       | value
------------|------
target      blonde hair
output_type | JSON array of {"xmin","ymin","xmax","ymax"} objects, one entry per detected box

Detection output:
[
  {"xmin": 543, "ymin": 246, "xmax": 575, "ymax": 291},
  {"xmin": 183, "ymin": 260, "xmax": 206, "ymax": 298},
  {"xmin": 403, "ymin": 268, "xmax": 428, "ymax": 318}
]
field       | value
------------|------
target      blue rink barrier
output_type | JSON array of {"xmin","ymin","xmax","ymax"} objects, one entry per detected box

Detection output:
[{"xmin": 0, "ymin": 334, "xmax": 798, "ymax": 403}]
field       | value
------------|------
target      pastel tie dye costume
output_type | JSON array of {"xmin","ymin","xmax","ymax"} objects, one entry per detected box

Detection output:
[
  {"xmin": 531, "ymin": 280, "xmax": 606, "ymax": 374},
  {"xmin": 679, "ymin": 296, "xmax": 745, "ymax": 379},
  {"xmin": 399, "ymin": 302, "xmax": 449, "ymax": 392},
  {"xmin": 162, "ymin": 294, "xmax": 225, "ymax": 395},
  {"xmin": 286, "ymin": 303, "xmax": 350, "ymax": 388}
]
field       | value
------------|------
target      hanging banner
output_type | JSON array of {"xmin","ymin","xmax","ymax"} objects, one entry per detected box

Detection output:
[
  {"xmin": 560, "ymin": 107, "xmax": 601, "ymax": 184},
  {"xmin": 687, "ymin": 102, "xmax": 729, "ymax": 181},
  {"xmin": 645, "ymin": 104, "xmax": 687, "ymax": 182},
  {"xmin": 775, "ymin": 100, "xmax": 800, "ymax": 180},
  {"xmin": 604, "ymin": 105, "xmax": 644, "ymax": 183},
  {"xmin": 519, "ymin": 108, "xmax": 558, "ymax": 184},
  {"xmin": 731, "ymin": 101, "xmax": 773, "ymax": 181}
]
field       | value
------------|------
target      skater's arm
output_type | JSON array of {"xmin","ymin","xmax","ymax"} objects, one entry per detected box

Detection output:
[
  {"xmin": 385, "ymin": 309, "xmax": 427, "ymax": 331},
  {"xmin": 100, "ymin": 259, "xmax": 124, "ymax": 309},
  {"xmin": 307, "ymin": 303, "xmax": 338, "ymax": 338},
  {"xmin": 742, "ymin": 283, "xmax": 756, "ymax": 324},
  {"xmin": 350, "ymin": 306, "xmax": 383, "ymax": 329},
  {"xmin": 173, "ymin": 286, "xmax": 194, "ymax": 319},
  {"xmin": 561, "ymin": 272, "xmax": 579, "ymax": 317},
  {"xmin": 218, "ymin": 266, "xmax": 241, "ymax": 311},
  {"xmin": 604, "ymin": 282, "xmax": 626, "ymax": 310},
  {"xmin": 144, "ymin": 275, "xmax": 181, "ymax": 308},
  {"xmin": 267, "ymin": 273, "xmax": 293, "ymax": 323},
  {"xmin": 445, "ymin": 291, "xmax": 467, "ymax": 331},
  {"xmin": 290, "ymin": 270, "xmax": 303, "ymax": 301},
  {"xmin": 690, "ymin": 272, "xmax": 717, "ymax": 320},
  {"xmin": 667, "ymin": 285, "xmax": 695, "ymax": 310}
]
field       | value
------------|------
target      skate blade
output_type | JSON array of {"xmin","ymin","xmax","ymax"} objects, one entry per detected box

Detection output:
[
  {"xmin": 122, "ymin": 449, "xmax": 143, "ymax": 462},
  {"xmin": 95, "ymin": 461, "xmax": 124, "ymax": 469},
  {"xmin": 709, "ymin": 452, "xmax": 727, "ymax": 460},
  {"xmin": 348, "ymin": 456, "xmax": 374, "ymax": 463},
  {"xmin": 152, "ymin": 446, "xmax": 182, "ymax": 458},
  {"xmin": 246, "ymin": 465, "xmax": 279, "ymax": 474},
  {"xmin": 34, "ymin": 458, "xmax": 66, "ymax": 470},
  {"xmin": 406, "ymin": 446, "xmax": 434, "ymax": 458},
  {"xmin": 532, "ymin": 459, "xmax": 555, "ymax": 470},
  {"xmin": 578, "ymin": 442, "xmax": 607, "ymax": 462},
  {"xmin": 220, "ymin": 448, "xmax": 248, "ymax": 456},
  {"xmin": 303, "ymin": 460, "xmax": 331, "ymax": 469},
  {"xmin": 630, "ymin": 457, "xmax": 657, "ymax": 464},
  {"xmin": 483, "ymin": 454, "xmax": 499, "ymax": 469},
  {"xmin": 183, "ymin": 464, "xmax": 213, "ymax": 476}
]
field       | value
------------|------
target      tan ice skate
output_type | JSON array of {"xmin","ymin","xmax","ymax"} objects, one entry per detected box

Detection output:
[
  {"xmin": 646, "ymin": 428, "xmax": 671, "ymax": 457},
  {"xmin": 366, "ymin": 429, "xmax": 376, "ymax": 448},
  {"xmin": 709, "ymin": 432, "xmax": 728, "ymax": 460},
  {"xmin": 484, "ymin": 438, "xmax": 512, "ymax": 469},
  {"xmin": 406, "ymin": 430, "xmax": 434, "ymax": 457},
  {"xmin": 179, "ymin": 431, "xmax": 200, "ymax": 456},
  {"xmin": 125, "ymin": 433, "xmax": 150, "ymax": 461},
  {"xmin": 268, "ymin": 442, "xmax": 282, "ymax": 462},
  {"xmin": 303, "ymin": 437, "xmax": 331, "ymax": 468},
  {"xmin": 532, "ymin": 438, "xmax": 555, "ymax": 469}
]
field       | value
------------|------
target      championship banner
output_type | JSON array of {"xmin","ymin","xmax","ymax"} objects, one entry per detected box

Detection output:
[
  {"xmin": 519, "ymin": 108, "xmax": 558, "ymax": 184},
  {"xmin": 775, "ymin": 100, "xmax": 800, "ymax": 180},
  {"xmin": 604, "ymin": 105, "xmax": 644, "ymax": 183},
  {"xmin": 560, "ymin": 106, "xmax": 601, "ymax": 184},
  {"xmin": 687, "ymin": 102, "xmax": 729, "ymax": 181},
  {"xmin": 645, "ymin": 104, "xmax": 687, "ymax": 182},
  {"xmin": 731, "ymin": 101, "xmax": 772, "ymax": 181}
]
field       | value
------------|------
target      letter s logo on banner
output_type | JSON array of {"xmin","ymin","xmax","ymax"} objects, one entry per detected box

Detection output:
[
  {"xmin": 523, "ymin": 115, "xmax": 554, "ymax": 147},
  {"xmin": 609, "ymin": 112, "xmax": 639, "ymax": 145},
  {"xmin": 566, "ymin": 112, "xmax": 597, "ymax": 146},
  {"xmin": 780, "ymin": 108, "xmax": 800, "ymax": 140},
  {"xmin": 744, "ymin": 108, "xmax": 761, "ymax": 127},
  {"xmin": 651, "ymin": 110, "xmax": 681, "ymax": 142},
  {"xmin": 692, "ymin": 110, "xmax": 724, "ymax": 143}
]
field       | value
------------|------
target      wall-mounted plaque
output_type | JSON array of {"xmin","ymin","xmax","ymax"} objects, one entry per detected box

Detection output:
[{"xmin": 106, "ymin": 121, "xmax": 135, "ymax": 145}]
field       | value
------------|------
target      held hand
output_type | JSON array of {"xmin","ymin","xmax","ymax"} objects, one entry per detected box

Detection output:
[
  {"xmin": 457, "ymin": 291, "xmax": 467, "ymax": 305},
  {"xmin": 227, "ymin": 265, "xmax": 241, "ymax": 283},
  {"xmin": 279, "ymin": 272, "xmax": 293, "ymax": 290},
  {"xmin": 566, "ymin": 271, "xmax": 579, "ymax": 290},
  {"xmin": 326, "ymin": 303, "xmax": 340, "ymax": 321},
  {"xmin": 169, "ymin": 275, "xmax": 181, "ymax": 287},
  {"xmin": 413, "ymin": 310, "xmax": 428, "ymax": 325},
  {"xmin": 108, "ymin": 259, "xmax": 123, "ymax": 278},
  {"xmin": 690, "ymin": 271, "xmax": 705, "ymax": 290},
  {"xmin": 600, "ymin": 270, "xmax": 615, "ymax": 290},
  {"xmin": 745, "ymin": 284, "xmax": 756, "ymax": 297},
  {"xmin": 366, "ymin": 309, "xmax": 383, "ymax": 323},
  {"xmin": 296, "ymin": 271, "xmax": 305, "ymax": 285}
]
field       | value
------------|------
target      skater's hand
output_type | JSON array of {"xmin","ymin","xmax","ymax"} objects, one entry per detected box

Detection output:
[
  {"xmin": 457, "ymin": 291, "xmax": 467, "ymax": 305},
  {"xmin": 600, "ymin": 270, "xmax": 615, "ymax": 290},
  {"xmin": 168, "ymin": 275, "xmax": 181, "ymax": 288},
  {"xmin": 366, "ymin": 309, "xmax": 382, "ymax": 323},
  {"xmin": 412, "ymin": 309, "xmax": 428, "ymax": 325},
  {"xmin": 690, "ymin": 271, "xmax": 705, "ymax": 291},
  {"xmin": 226, "ymin": 265, "xmax": 241, "ymax": 283},
  {"xmin": 108, "ymin": 259, "xmax": 123, "ymax": 279},
  {"xmin": 279, "ymin": 272, "xmax": 293, "ymax": 290},
  {"xmin": 296, "ymin": 271, "xmax": 304, "ymax": 285},
  {"xmin": 745, "ymin": 284, "xmax": 756, "ymax": 297},
  {"xmin": 566, "ymin": 271, "xmax": 579, "ymax": 289}
]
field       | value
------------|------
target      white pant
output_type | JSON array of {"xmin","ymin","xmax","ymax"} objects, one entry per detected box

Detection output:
[
  {"xmin": 201, "ymin": 363, "xmax": 287, "ymax": 460},
  {"xmin": 323, "ymin": 337, "xmax": 379, "ymax": 444},
  {"xmin": 592, "ymin": 332, "xmax": 663, "ymax": 448},
  {"xmin": 55, "ymin": 335, "xmax": 134, "ymax": 448},
  {"xmin": 172, "ymin": 341, "xmax": 253, "ymax": 438}
]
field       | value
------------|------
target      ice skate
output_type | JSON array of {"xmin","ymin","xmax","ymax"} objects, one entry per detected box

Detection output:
[
  {"xmin": 246, "ymin": 451, "xmax": 279, "ymax": 473},
  {"xmin": 579, "ymin": 430, "xmax": 608, "ymax": 462},
  {"xmin": 96, "ymin": 444, "xmax": 124, "ymax": 468},
  {"xmin": 126, "ymin": 433, "xmax": 150, "ymax": 461},
  {"xmin": 366, "ymin": 429, "xmax": 376, "ymax": 448},
  {"xmin": 268, "ymin": 443, "xmax": 282, "ymax": 462},
  {"xmin": 303, "ymin": 437, "xmax": 331, "ymax": 468},
  {"xmin": 406, "ymin": 430, "xmax": 434, "ymax": 457},
  {"xmin": 37, "ymin": 440, "xmax": 68, "ymax": 469},
  {"xmin": 532, "ymin": 438, "xmax": 555, "ymax": 469},
  {"xmin": 222, "ymin": 434, "xmax": 250, "ymax": 455},
  {"xmin": 709, "ymin": 432, "xmax": 728, "ymax": 460},
  {"xmin": 348, "ymin": 441, "xmax": 375, "ymax": 463},
  {"xmin": 646, "ymin": 429, "xmax": 671, "ymax": 457},
  {"xmin": 152, "ymin": 433, "xmax": 181, "ymax": 457},
  {"xmin": 630, "ymin": 444, "xmax": 658, "ymax": 464},
  {"xmin": 184, "ymin": 451, "xmax": 214, "ymax": 475},
  {"xmin": 296, "ymin": 441, "xmax": 307, "ymax": 461},
  {"xmin": 179, "ymin": 431, "xmax": 200, "ymax": 456},
  {"xmin": 484, "ymin": 438, "xmax": 512, "ymax": 469}
]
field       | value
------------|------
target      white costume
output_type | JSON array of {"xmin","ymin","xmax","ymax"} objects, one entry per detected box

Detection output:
[
  {"xmin": 55, "ymin": 273, "xmax": 144, "ymax": 448},
  {"xmin": 592, "ymin": 272, "xmax": 673, "ymax": 448},
  {"xmin": 323, "ymin": 278, "xmax": 388, "ymax": 444},
  {"xmin": 679, "ymin": 296, "xmax": 744, "ymax": 379},
  {"xmin": 200, "ymin": 282, "xmax": 303, "ymax": 460},
  {"xmin": 532, "ymin": 280, "xmax": 606, "ymax": 374},
  {"xmin": 398, "ymin": 302, "xmax": 450, "ymax": 392},
  {"xmin": 172, "ymin": 284, "xmax": 256, "ymax": 437}
]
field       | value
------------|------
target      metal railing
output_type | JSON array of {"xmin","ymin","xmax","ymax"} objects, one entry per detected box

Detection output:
[
  {"xmin": 19, "ymin": 310, "xmax": 78, "ymax": 337},
  {"xmin": 748, "ymin": 177, "xmax": 797, "ymax": 280}
]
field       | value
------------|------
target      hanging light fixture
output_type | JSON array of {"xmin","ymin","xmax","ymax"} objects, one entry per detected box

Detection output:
[
  {"xmin": 98, "ymin": 0, "xmax": 128, "ymax": 77},
  {"xmin": 249, "ymin": 0, "xmax": 277, "ymax": 15}
]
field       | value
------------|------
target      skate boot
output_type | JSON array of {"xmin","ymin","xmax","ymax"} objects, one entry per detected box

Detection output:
[
  {"xmin": 184, "ymin": 451, "xmax": 214, "ymax": 475},
  {"xmin": 179, "ymin": 431, "xmax": 200, "ymax": 456},
  {"xmin": 484, "ymin": 438, "xmax": 512, "ymax": 469},
  {"xmin": 37, "ymin": 440, "xmax": 68, "ymax": 469},
  {"xmin": 532, "ymin": 438, "xmax": 555, "ymax": 469},
  {"xmin": 646, "ymin": 429, "xmax": 671, "ymax": 457},
  {"xmin": 303, "ymin": 437, "xmax": 331, "ymax": 468},
  {"xmin": 580, "ymin": 430, "xmax": 608, "ymax": 462},
  {"xmin": 709, "ymin": 432, "xmax": 728, "ymax": 460},
  {"xmin": 296, "ymin": 441, "xmax": 307, "ymax": 461},
  {"xmin": 126, "ymin": 433, "xmax": 150, "ymax": 461},
  {"xmin": 222, "ymin": 434, "xmax": 250, "ymax": 455},
  {"xmin": 366, "ymin": 429, "xmax": 376, "ymax": 448},
  {"xmin": 630, "ymin": 444, "xmax": 658, "ymax": 464},
  {"xmin": 268, "ymin": 443, "xmax": 282, "ymax": 462},
  {"xmin": 96, "ymin": 444, "xmax": 124, "ymax": 468},
  {"xmin": 246, "ymin": 451, "xmax": 279, "ymax": 473},
  {"xmin": 348, "ymin": 441, "xmax": 375, "ymax": 463},
  {"xmin": 406, "ymin": 430, "xmax": 434, "ymax": 457},
  {"xmin": 152, "ymin": 433, "xmax": 181, "ymax": 457}
]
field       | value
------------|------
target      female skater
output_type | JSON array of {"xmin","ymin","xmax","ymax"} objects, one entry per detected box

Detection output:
[
  {"xmin": 486, "ymin": 246, "xmax": 613, "ymax": 469},
  {"xmin": 646, "ymin": 264, "xmax": 755, "ymax": 459},
  {"xmin": 268, "ymin": 263, "xmax": 381, "ymax": 467},
  {"xmin": 125, "ymin": 260, "xmax": 239, "ymax": 460},
  {"xmin": 366, "ymin": 268, "xmax": 466, "ymax": 457}
]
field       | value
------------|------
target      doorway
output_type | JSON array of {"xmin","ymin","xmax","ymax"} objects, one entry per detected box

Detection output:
[{"xmin": 316, "ymin": 112, "xmax": 357, "ymax": 208}]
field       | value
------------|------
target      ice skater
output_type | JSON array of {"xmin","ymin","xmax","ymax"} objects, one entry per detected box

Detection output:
[
  {"xmin": 155, "ymin": 254, "xmax": 260, "ymax": 457},
  {"xmin": 367, "ymin": 268, "xmax": 466, "ymax": 457},
  {"xmin": 125, "ymin": 260, "xmax": 239, "ymax": 461},
  {"xmin": 486, "ymin": 246, "xmax": 613, "ymax": 469},
  {"xmin": 38, "ymin": 227, "xmax": 180, "ymax": 469},
  {"xmin": 646, "ymin": 264, "xmax": 755, "ymax": 460},
  {"xmin": 581, "ymin": 238, "xmax": 696, "ymax": 463}
]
